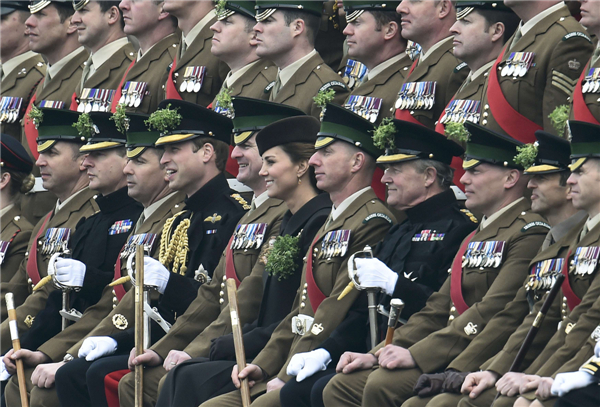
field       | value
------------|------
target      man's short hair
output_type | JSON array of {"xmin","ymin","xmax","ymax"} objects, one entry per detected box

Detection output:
[
  {"xmin": 98, "ymin": 1, "xmax": 125, "ymax": 30},
  {"xmin": 412, "ymin": 159, "xmax": 454, "ymax": 190},
  {"xmin": 53, "ymin": 2, "xmax": 75, "ymax": 23},
  {"xmin": 282, "ymin": 9, "xmax": 320, "ymax": 45},
  {"xmin": 191, "ymin": 137, "xmax": 229, "ymax": 173},
  {"xmin": 477, "ymin": 9, "xmax": 520, "ymax": 44},
  {"xmin": 370, "ymin": 10, "xmax": 402, "ymax": 31}
]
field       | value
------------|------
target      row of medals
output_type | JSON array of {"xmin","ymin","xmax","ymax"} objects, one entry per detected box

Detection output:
[
  {"xmin": 500, "ymin": 52, "xmax": 535, "ymax": 78},
  {"xmin": 395, "ymin": 81, "xmax": 437, "ymax": 110},
  {"xmin": 179, "ymin": 66, "xmax": 206, "ymax": 93},
  {"xmin": 231, "ymin": 223, "xmax": 267, "ymax": 250},
  {"xmin": 0, "ymin": 96, "xmax": 22, "ymax": 123},
  {"xmin": 525, "ymin": 258, "xmax": 564, "ymax": 291},
  {"xmin": 319, "ymin": 230, "xmax": 351, "ymax": 259},
  {"xmin": 341, "ymin": 59, "xmax": 368, "ymax": 90},
  {"xmin": 120, "ymin": 233, "xmax": 157, "ymax": 260},
  {"xmin": 118, "ymin": 81, "xmax": 148, "ymax": 108},
  {"xmin": 406, "ymin": 41, "xmax": 422, "ymax": 61},
  {"xmin": 570, "ymin": 246, "xmax": 600, "ymax": 276},
  {"xmin": 41, "ymin": 228, "xmax": 70, "ymax": 255},
  {"xmin": 582, "ymin": 68, "xmax": 600, "ymax": 94},
  {"xmin": 77, "ymin": 88, "xmax": 116, "ymax": 113},
  {"xmin": 462, "ymin": 241, "xmax": 505, "ymax": 269},
  {"xmin": 439, "ymin": 99, "xmax": 481, "ymax": 124},
  {"xmin": 344, "ymin": 95, "xmax": 382, "ymax": 123}
]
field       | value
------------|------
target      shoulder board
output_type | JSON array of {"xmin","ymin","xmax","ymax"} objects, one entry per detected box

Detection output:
[
  {"xmin": 454, "ymin": 62, "xmax": 468, "ymax": 72},
  {"xmin": 363, "ymin": 212, "xmax": 393, "ymax": 224},
  {"xmin": 562, "ymin": 32, "xmax": 592, "ymax": 43},
  {"xmin": 319, "ymin": 80, "xmax": 347, "ymax": 93},
  {"xmin": 460, "ymin": 209, "xmax": 479, "ymax": 224},
  {"xmin": 521, "ymin": 221, "xmax": 551, "ymax": 232},
  {"xmin": 264, "ymin": 81, "xmax": 275, "ymax": 94}
]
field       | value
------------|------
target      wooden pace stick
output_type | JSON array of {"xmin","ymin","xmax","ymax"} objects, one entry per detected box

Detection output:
[
  {"xmin": 5, "ymin": 293, "xmax": 29, "ymax": 407},
  {"xmin": 134, "ymin": 245, "xmax": 145, "ymax": 407},
  {"xmin": 226, "ymin": 279, "xmax": 252, "ymax": 407},
  {"xmin": 385, "ymin": 299, "xmax": 405, "ymax": 346}
]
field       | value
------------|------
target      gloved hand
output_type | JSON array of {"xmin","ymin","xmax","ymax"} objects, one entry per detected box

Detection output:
[
  {"xmin": 596, "ymin": 340, "xmax": 600, "ymax": 357},
  {"xmin": 552, "ymin": 371, "xmax": 595, "ymax": 397},
  {"xmin": 442, "ymin": 370, "xmax": 471, "ymax": 393},
  {"xmin": 78, "ymin": 336, "xmax": 118, "ymax": 361},
  {"xmin": 413, "ymin": 372, "xmax": 448, "ymax": 397},
  {"xmin": 209, "ymin": 334, "xmax": 236, "ymax": 361},
  {"xmin": 286, "ymin": 348, "xmax": 331, "ymax": 382},
  {"xmin": 355, "ymin": 257, "xmax": 398, "ymax": 295},
  {"xmin": 144, "ymin": 257, "xmax": 170, "ymax": 294},
  {"xmin": 55, "ymin": 258, "xmax": 86, "ymax": 288},
  {"xmin": 0, "ymin": 358, "xmax": 11, "ymax": 381}
]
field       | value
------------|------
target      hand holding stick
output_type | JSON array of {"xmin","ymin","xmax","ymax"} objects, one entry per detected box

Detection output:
[
  {"xmin": 226, "ymin": 279, "xmax": 251, "ymax": 407},
  {"xmin": 6, "ymin": 293, "xmax": 29, "ymax": 407}
]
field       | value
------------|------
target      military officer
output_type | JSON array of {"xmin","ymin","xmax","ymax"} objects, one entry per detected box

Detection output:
[
  {"xmin": 161, "ymin": 0, "xmax": 228, "ymax": 106},
  {"xmin": 0, "ymin": 2, "xmax": 46, "ymax": 138},
  {"xmin": 323, "ymin": 123, "xmax": 549, "ymax": 407},
  {"xmin": 394, "ymin": 0, "xmax": 468, "ymax": 130},
  {"xmin": 340, "ymin": 1, "xmax": 411, "ymax": 125},
  {"xmin": 253, "ymin": 0, "xmax": 349, "ymax": 118},
  {"xmin": 478, "ymin": 0, "xmax": 593, "ymax": 139},
  {"xmin": 0, "ymin": 108, "xmax": 99, "ymax": 354},
  {"xmin": 0, "ymin": 134, "xmax": 35, "ymax": 320},
  {"xmin": 199, "ymin": 103, "xmax": 395, "ymax": 407},
  {"xmin": 109, "ymin": 0, "xmax": 179, "ymax": 114},
  {"xmin": 315, "ymin": 1, "xmax": 346, "ymax": 72},
  {"xmin": 70, "ymin": 0, "xmax": 135, "ymax": 112},
  {"xmin": 21, "ymin": 0, "xmax": 89, "ymax": 226},
  {"xmin": 553, "ymin": 340, "xmax": 600, "ymax": 407},
  {"xmin": 209, "ymin": 1, "xmax": 277, "ymax": 110}
]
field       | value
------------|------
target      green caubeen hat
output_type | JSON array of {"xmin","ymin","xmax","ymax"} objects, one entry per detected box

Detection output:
[
  {"xmin": 515, "ymin": 130, "xmax": 571, "ymax": 175},
  {"xmin": 79, "ymin": 112, "xmax": 127, "ymax": 153},
  {"xmin": 33, "ymin": 108, "xmax": 89, "ymax": 153},
  {"xmin": 316, "ymin": 103, "xmax": 381, "ymax": 158},
  {"xmin": 255, "ymin": 0, "xmax": 323, "ymax": 21},
  {"xmin": 121, "ymin": 113, "xmax": 161, "ymax": 159},
  {"xmin": 567, "ymin": 120, "xmax": 600, "ymax": 172},
  {"xmin": 230, "ymin": 97, "xmax": 305, "ymax": 145},
  {"xmin": 215, "ymin": 0, "xmax": 256, "ymax": 20},
  {"xmin": 342, "ymin": 1, "xmax": 400, "ymax": 23},
  {"xmin": 462, "ymin": 122, "xmax": 523, "ymax": 170},
  {"xmin": 454, "ymin": 0, "xmax": 512, "ymax": 20}
]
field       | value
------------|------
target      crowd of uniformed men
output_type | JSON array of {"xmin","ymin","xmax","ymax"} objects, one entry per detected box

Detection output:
[{"xmin": 0, "ymin": 0, "xmax": 600, "ymax": 406}]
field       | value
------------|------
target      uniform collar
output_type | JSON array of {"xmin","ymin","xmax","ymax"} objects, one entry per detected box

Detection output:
[
  {"xmin": 519, "ymin": 2, "xmax": 564, "ymax": 37},
  {"xmin": 2, "ymin": 51, "xmax": 37, "ymax": 78},
  {"xmin": 367, "ymin": 53, "xmax": 405, "ymax": 81},
  {"xmin": 56, "ymin": 186, "xmax": 89, "ymax": 212},
  {"xmin": 94, "ymin": 186, "xmax": 139, "ymax": 214},
  {"xmin": 405, "ymin": 189, "xmax": 457, "ymax": 223},
  {"xmin": 226, "ymin": 59, "xmax": 260, "ymax": 88},
  {"xmin": 549, "ymin": 210, "xmax": 587, "ymax": 244},
  {"xmin": 90, "ymin": 37, "xmax": 129, "ymax": 72},
  {"xmin": 278, "ymin": 49, "xmax": 318, "ymax": 88},
  {"xmin": 143, "ymin": 192, "xmax": 178, "ymax": 220},
  {"xmin": 331, "ymin": 186, "xmax": 371, "ymax": 222},
  {"xmin": 252, "ymin": 190, "xmax": 270, "ymax": 209},
  {"xmin": 48, "ymin": 47, "xmax": 86, "ymax": 80},
  {"xmin": 183, "ymin": 9, "xmax": 216, "ymax": 49},
  {"xmin": 0, "ymin": 204, "xmax": 15, "ymax": 219},
  {"xmin": 184, "ymin": 173, "xmax": 230, "ymax": 211},
  {"xmin": 480, "ymin": 197, "xmax": 524, "ymax": 230},
  {"xmin": 418, "ymin": 36, "xmax": 452, "ymax": 64},
  {"xmin": 585, "ymin": 211, "xmax": 600, "ymax": 234},
  {"xmin": 280, "ymin": 192, "xmax": 331, "ymax": 235},
  {"xmin": 469, "ymin": 59, "xmax": 495, "ymax": 82}
]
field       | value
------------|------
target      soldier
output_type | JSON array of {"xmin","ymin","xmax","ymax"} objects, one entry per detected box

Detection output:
[
  {"xmin": 162, "ymin": 0, "xmax": 229, "ymax": 106},
  {"xmin": 21, "ymin": 0, "xmax": 89, "ymax": 226},
  {"xmin": 393, "ymin": 0, "xmax": 468, "ymax": 129},
  {"xmin": 552, "ymin": 343, "xmax": 600, "ymax": 406},
  {"xmin": 0, "ymin": 1, "xmax": 46, "ymax": 138},
  {"xmin": 278, "ymin": 119, "xmax": 478, "ymax": 407},
  {"xmin": 0, "ymin": 133, "xmax": 35, "ymax": 320},
  {"xmin": 109, "ymin": 0, "xmax": 178, "ymax": 114},
  {"xmin": 253, "ymin": 0, "xmax": 349, "ymax": 118},
  {"xmin": 340, "ymin": 1, "xmax": 411, "ymax": 125},
  {"xmin": 477, "ymin": 0, "xmax": 593, "ymax": 140},
  {"xmin": 322, "ymin": 123, "xmax": 549, "ymax": 407},
  {"xmin": 70, "ymin": 0, "xmax": 135, "ymax": 113},
  {"xmin": 209, "ymin": 0, "xmax": 277, "ymax": 110},
  {"xmin": 315, "ymin": 1, "xmax": 346, "ymax": 72},
  {"xmin": 200, "ymin": 103, "xmax": 395, "ymax": 407},
  {"xmin": 0, "ymin": 108, "xmax": 99, "ymax": 354},
  {"xmin": 405, "ymin": 131, "xmax": 586, "ymax": 407}
]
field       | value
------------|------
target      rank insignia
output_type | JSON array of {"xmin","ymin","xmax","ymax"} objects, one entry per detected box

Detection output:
[
  {"xmin": 231, "ymin": 223, "xmax": 267, "ymax": 250},
  {"xmin": 461, "ymin": 209, "xmax": 478, "ymax": 223},
  {"xmin": 570, "ymin": 246, "xmax": 600, "ymax": 276},
  {"xmin": 109, "ymin": 220, "xmax": 133, "ymax": 235},
  {"xmin": 112, "ymin": 314, "xmax": 128, "ymax": 330},
  {"xmin": 311, "ymin": 323, "xmax": 324, "ymax": 336},
  {"xmin": 24, "ymin": 315, "xmax": 35, "ymax": 328},
  {"xmin": 204, "ymin": 213, "xmax": 222, "ymax": 223},
  {"xmin": 462, "ymin": 241, "xmax": 505, "ymax": 269},
  {"xmin": 41, "ymin": 228, "xmax": 71, "ymax": 255},
  {"xmin": 194, "ymin": 264, "xmax": 211, "ymax": 284},
  {"xmin": 0, "ymin": 96, "xmax": 23, "ymax": 123},
  {"xmin": 464, "ymin": 322, "xmax": 478, "ymax": 335},
  {"xmin": 525, "ymin": 258, "xmax": 564, "ymax": 292},
  {"xmin": 320, "ymin": 230, "xmax": 351, "ymax": 259},
  {"xmin": 412, "ymin": 230, "xmax": 445, "ymax": 242},
  {"xmin": 0, "ymin": 241, "xmax": 9, "ymax": 264},
  {"xmin": 231, "ymin": 193, "xmax": 251, "ymax": 210}
]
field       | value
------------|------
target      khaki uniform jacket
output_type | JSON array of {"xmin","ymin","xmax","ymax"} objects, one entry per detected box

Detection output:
[
  {"xmin": 0, "ymin": 53, "xmax": 45, "ymax": 138},
  {"xmin": 210, "ymin": 60, "xmax": 278, "ymax": 106},
  {"xmin": 270, "ymin": 52, "xmax": 349, "ymax": 119},
  {"xmin": 250, "ymin": 189, "xmax": 394, "ymax": 385},
  {"xmin": 150, "ymin": 198, "xmax": 287, "ymax": 359},
  {"xmin": 395, "ymin": 37, "xmax": 469, "ymax": 130},
  {"xmin": 40, "ymin": 192, "xmax": 186, "ymax": 361},
  {"xmin": 73, "ymin": 42, "xmax": 136, "ymax": 107},
  {"xmin": 570, "ymin": 54, "xmax": 600, "ymax": 123},
  {"xmin": 378, "ymin": 199, "xmax": 547, "ymax": 374},
  {"xmin": 0, "ymin": 206, "xmax": 34, "ymax": 320},
  {"xmin": 478, "ymin": 4, "xmax": 594, "ymax": 136},
  {"xmin": 344, "ymin": 53, "xmax": 413, "ymax": 125},
  {"xmin": 168, "ymin": 18, "xmax": 230, "ymax": 107},
  {"xmin": 0, "ymin": 187, "xmax": 99, "ymax": 354},
  {"xmin": 120, "ymin": 34, "xmax": 178, "ymax": 114},
  {"xmin": 450, "ymin": 215, "xmax": 586, "ymax": 374}
]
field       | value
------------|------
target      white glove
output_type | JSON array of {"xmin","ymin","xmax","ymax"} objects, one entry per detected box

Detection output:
[
  {"xmin": 78, "ymin": 336, "xmax": 118, "ymax": 361},
  {"xmin": 355, "ymin": 257, "xmax": 398, "ymax": 295},
  {"xmin": 55, "ymin": 258, "xmax": 86, "ymax": 288},
  {"xmin": 0, "ymin": 358, "xmax": 11, "ymax": 381},
  {"xmin": 595, "ymin": 340, "xmax": 600, "ymax": 357},
  {"xmin": 286, "ymin": 348, "xmax": 331, "ymax": 382},
  {"xmin": 551, "ymin": 371, "xmax": 595, "ymax": 397},
  {"xmin": 144, "ymin": 256, "xmax": 170, "ymax": 294}
]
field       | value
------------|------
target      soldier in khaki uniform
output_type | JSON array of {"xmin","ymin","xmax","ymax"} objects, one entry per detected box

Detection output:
[
  {"xmin": 254, "ymin": 1, "xmax": 349, "ymax": 118},
  {"xmin": 322, "ymin": 123, "xmax": 549, "ymax": 407},
  {"xmin": 70, "ymin": 0, "xmax": 135, "ymax": 112},
  {"xmin": 109, "ymin": 0, "xmax": 179, "ymax": 114},
  {"xmin": 0, "ymin": 108, "xmax": 99, "ymax": 354},
  {"xmin": 340, "ymin": 1, "xmax": 411, "ymax": 125},
  {"xmin": 209, "ymin": 1, "xmax": 277, "ymax": 110},
  {"xmin": 0, "ymin": 2, "xmax": 46, "ymax": 138},
  {"xmin": 0, "ymin": 133, "xmax": 35, "ymax": 320},
  {"xmin": 162, "ymin": 0, "xmax": 229, "ymax": 106},
  {"xmin": 393, "ymin": 0, "xmax": 468, "ymax": 130},
  {"xmin": 200, "ymin": 103, "xmax": 395, "ymax": 407},
  {"xmin": 477, "ymin": 0, "xmax": 594, "ymax": 140}
]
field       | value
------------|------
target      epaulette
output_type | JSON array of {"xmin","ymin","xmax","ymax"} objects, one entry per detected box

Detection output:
[
  {"xmin": 454, "ymin": 62, "xmax": 468, "ymax": 73},
  {"xmin": 562, "ymin": 31, "xmax": 592, "ymax": 43},
  {"xmin": 318, "ymin": 80, "xmax": 347, "ymax": 93},
  {"xmin": 460, "ymin": 209, "xmax": 479, "ymax": 224},
  {"xmin": 231, "ymin": 193, "xmax": 251, "ymax": 210}
]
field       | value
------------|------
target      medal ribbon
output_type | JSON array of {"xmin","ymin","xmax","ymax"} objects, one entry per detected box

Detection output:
[{"xmin": 450, "ymin": 230, "xmax": 477, "ymax": 315}]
